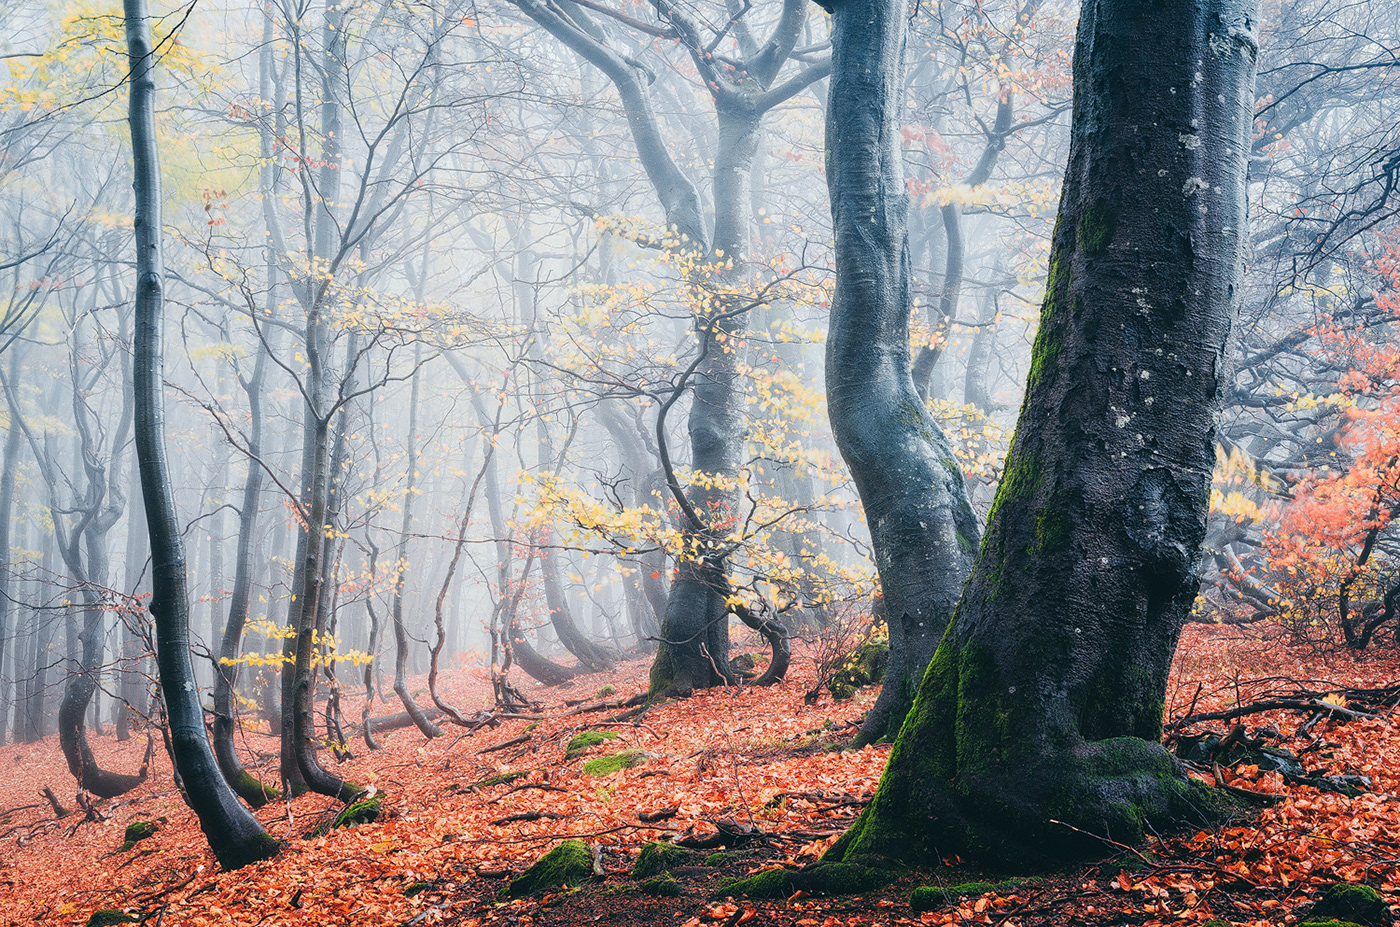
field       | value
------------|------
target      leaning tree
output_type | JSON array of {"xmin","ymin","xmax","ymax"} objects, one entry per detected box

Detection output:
[
  {"xmin": 124, "ymin": 0, "xmax": 279, "ymax": 869},
  {"xmin": 821, "ymin": 0, "xmax": 1260, "ymax": 864}
]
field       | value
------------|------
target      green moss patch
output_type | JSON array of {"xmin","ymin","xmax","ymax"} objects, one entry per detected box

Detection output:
[
  {"xmin": 633, "ymin": 841, "xmax": 699, "ymax": 877},
  {"xmin": 910, "ymin": 878, "xmax": 1040, "ymax": 913},
  {"xmin": 309, "ymin": 794, "xmax": 383, "ymax": 838},
  {"xmin": 638, "ymin": 874, "xmax": 683, "ymax": 897},
  {"xmin": 596, "ymin": 685, "xmax": 616, "ymax": 698},
  {"xmin": 565, "ymin": 731, "xmax": 619, "ymax": 759},
  {"xmin": 85, "ymin": 911, "xmax": 138, "ymax": 927},
  {"xmin": 719, "ymin": 862, "xmax": 895, "ymax": 898},
  {"xmin": 119, "ymin": 820, "xmax": 158, "ymax": 851},
  {"xmin": 507, "ymin": 840, "xmax": 596, "ymax": 898},
  {"xmin": 583, "ymin": 749, "xmax": 645, "ymax": 776},
  {"xmin": 469, "ymin": 771, "xmax": 527, "ymax": 790},
  {"xmin": 1298, "ymin": 921, "xmax": 1368, "ymax": 927},
  {"xmin": 1305, "ymin": 883, "xmax": 1388, "ymax": 927}
]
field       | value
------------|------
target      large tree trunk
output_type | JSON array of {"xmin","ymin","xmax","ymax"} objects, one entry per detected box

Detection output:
[
  {"xmin": 649, "ymin": 109, "xmax": 760, "ymax": 699},
  {"xmin": 818, "ymin": 1, "xmax": 980, "ymax": 745},
  {"xmin": 125, "ymin": 0, "xmax": 278, "ymax": 867},
  {"xmin": 827, "ymin": 0, "xmax": 1259, "ymax": 865}
]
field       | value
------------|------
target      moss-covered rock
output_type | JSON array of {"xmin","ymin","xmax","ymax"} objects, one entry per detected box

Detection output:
[
  {"xmin": 404, "ymin": 881, "xmax": 432, "ymax": 897},
  {"xmin": 85, "ymin": 911, "xmax": 138, "ymax": 927},
  {"xmin": 633, "ymin": 841, "xmax": 699, "ymax": 877},
  {"xmin": 583, "ymin": 749, "xmax": 645, "ymax": 776},
  {"xmin": 596, "ymin": 685, "xmax": 616, "ymax": 698},
  {"xmin": 565, "ymin": 731, "xmax": 619, "ymax": 759},
  {"xmin": 119, "ymin": 820, "xmax": 158, "ymax": 851},
  {"xmin": 638, "ymin": 874, "xmax": 683, "ymax": 897},
  {"xmin": 909, "ymin": 879, "xmax": 1040, "ymax": 913},
  {"xmin": 1304, "ymin": 883, "xmax": 1389, "ymax": 927},
  {"xmin": 507, "ymin": 840, "xmax": 596, "ymax": 898},
  {"xmin": 827, "ymin": 640, "xmax": 889, "ymax": 700},
  {"xmin": 1297, "ymin": 921, "xmax": 1368, "ymax": 927},
  {"xmin": 719, "ymin": 862, "xmax": 895, "ymax": 898}
]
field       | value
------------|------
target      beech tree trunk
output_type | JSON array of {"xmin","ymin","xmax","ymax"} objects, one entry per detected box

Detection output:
[
  {"xmin": 125, "ymin": 0, "xmax": 278, "ymax": 867},
  {"xmin": 826, "ymin": 0, "xmax": 1260, "ymax": 864},
  {"xmin": 818, "ymin": 0, "xmax": 980, "ymax": 746}
]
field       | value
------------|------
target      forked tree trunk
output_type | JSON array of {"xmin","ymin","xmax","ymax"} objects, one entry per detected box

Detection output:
[
  {"xmin": 826, "ymin": 0, "xmax": 1259, "ymax": 865},
  {"xmin": 125, "ymin": 0, "xmax": 278, "ymax": 867}
]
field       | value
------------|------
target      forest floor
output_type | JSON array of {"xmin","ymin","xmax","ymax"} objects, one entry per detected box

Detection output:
[{"xmin": 0, "ymin": 623, "xmax": 1398, "ymax": 927}]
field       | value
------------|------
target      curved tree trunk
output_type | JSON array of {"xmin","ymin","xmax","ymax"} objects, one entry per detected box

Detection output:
[
  {"xmin": 125, "ymin": 0, "xmax": 278, "ymax": 866},
  {"xmin": 818, "ymin": 6, "xmax": 980, "ymax": 746},
  {"xmin": 389, "ymin": 348, "xmax": 443, "ymax": 738},
  {"xmin": 827, "ymin": 0, "xmax": 1259, "ymax": 865}
]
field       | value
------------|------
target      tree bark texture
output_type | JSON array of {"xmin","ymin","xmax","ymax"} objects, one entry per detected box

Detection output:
[
  {"xmin": 828, "ymin": 0, "xmax": 1259, "ymax": 864},
  {"xmin": 125, "ymin": 0, "xmax": 278, "ymax": 867},
  {"xmin": 819, "ymin": 0, "xmax": 980, "ymax": 746}
]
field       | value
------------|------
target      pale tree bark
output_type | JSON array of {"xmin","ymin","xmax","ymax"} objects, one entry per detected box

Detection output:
[
  {"xmin": 124, "ymin": 0, "xmax": 279, "ymax": 867},
  {"xmin": 826, "ymin": 0, "xmax": 1260, "ymax": 864}
]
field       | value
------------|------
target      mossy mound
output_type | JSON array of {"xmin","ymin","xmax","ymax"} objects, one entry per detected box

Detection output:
[
  {"xmin": 704, "ymin": 850, "xmax": 746, "ymax": 867},
  {"xmin": 119, "ymin": 820, "xmax": 158, "ymax": 852},
  {"xmin": 596, "ymin": 685, "xmax": 616, "ymax": 698},
  {"xmin": 719, "ymin": 862, "xmax": 895, "ymax": 898},
  {"xmin": 85, "ymin": 911, "xmax": 138, "ymax": 927},
  {"xmin": 1298, "ymin": 921, "xmax": 1368, "ymax": 927},
  {"xmin": 910, "ymin": 878, "xmax": 1040, "ymax": 913},
  {"xmin": 633, "ymin": 841, "xmax": 699, "ymax": 877},
  {"xmin": 638, "ymin": 874, "xmax": 683, "ymax": 897},
  {"xmin": 583, "ymin": 749, "xmax": 645, "ymax": 776},
  {"xmin": 507, "ymin": 840, "xmax": 596, "ymax": 898},
  {"xmin": 565, "ymin": 731, "xmax": 619, "ymax": 759},
  {"xmin": 827, "ymin": 640, "xmax": 889, "ymax": 700},
  {"xmin": 309, "ymin": 794, "xmax": 383, "ymax": 838},
  {"xmin": 1304, "ymin": 883, "xmax": 1389, "ymax": 927}
]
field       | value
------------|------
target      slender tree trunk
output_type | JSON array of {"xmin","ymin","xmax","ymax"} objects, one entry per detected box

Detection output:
[
  {"xmin": 125, "ymin": 0, "xmax": 278, "ymax": 867},
  {"xmin": 212, "ymin": 336, "xmax": 279, "ymax": 806},
  {"xmin": 0, "ymin": 357, "xmax": 22, "ymax": 745},
  {"xmin": 390, "ymin": 347, "xmax": 442, "ymax": 737},
  {"xmin": 828, "ymin": 0, "xmax": 1259, "ymax": 864}
]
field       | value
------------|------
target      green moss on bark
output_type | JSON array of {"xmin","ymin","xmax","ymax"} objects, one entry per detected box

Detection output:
[
  {"xmin": 507, "ymin": 840, "xmax": 595, "ymax": 897},
  {"xmin": 230, "ymin": 769, "xmax": 280, "ymax": 808},
  {"xmin": 827, "ymin": 635, "xmax": 1237, "ymax": 867},
  {"xmin": 719, "ymin": 862, "xmax": 894, "ymax": 898}
]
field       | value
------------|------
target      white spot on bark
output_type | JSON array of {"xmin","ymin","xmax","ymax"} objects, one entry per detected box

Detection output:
[
  {"xmin": 1140, "ymin": 370, "xmax": 1151, "ymax": 380},
  {"xmin": 1179, "ymin": 133, "xmax": 1201, "ymax": 150},
  {"xmin": 1183, "ymin": 177, "xmax": 1208, "ymax": 197}
]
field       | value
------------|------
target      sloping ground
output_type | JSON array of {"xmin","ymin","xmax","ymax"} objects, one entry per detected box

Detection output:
[{"xmin": 0, "ymin": 624, "xmax": 1396, "ymax": 927}]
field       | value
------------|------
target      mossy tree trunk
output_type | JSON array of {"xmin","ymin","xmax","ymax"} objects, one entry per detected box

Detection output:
[
  {"xmin": 827, "ymin": 0, "xmax": 1259, "ymax": 864},
  {"xmin": 819, "ymin": 0, "xmax": 980, "ymax": 746}
]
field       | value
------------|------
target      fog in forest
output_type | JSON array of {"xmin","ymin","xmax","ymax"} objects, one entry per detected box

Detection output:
[{"xmin": 1, "ymin": 0, "xmax": 1399, "ymax": 891}]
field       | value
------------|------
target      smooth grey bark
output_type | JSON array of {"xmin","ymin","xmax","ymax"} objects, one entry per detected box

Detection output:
[
  {"xmin": 828, "ymin": 0, "xmax": 1260, "ymax": 864},
  {"xmin": 389, "ymin": 346, "xmax": 442, "ymax": 737},
  {"xmin": 124, "ymin": 0, "xmax": 278, "ymax": 867},
  {"xmin": 0, "ymin": 349, "xmax": 22, "ymax": 745},
  {"xmin": 817, "ymin": 0, "xmax": 980, "ymax": 746},
  {"xmin": 212, "ymin": 334, "xmax": 279, "ymax": 807}
]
